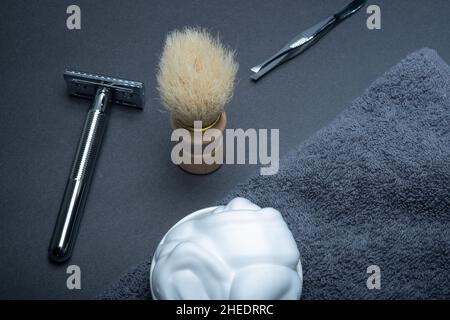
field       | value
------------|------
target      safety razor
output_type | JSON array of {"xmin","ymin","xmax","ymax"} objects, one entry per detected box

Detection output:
[{"xmin": 48, "ymin": 70, "xmax": 145, "ymax": 263}]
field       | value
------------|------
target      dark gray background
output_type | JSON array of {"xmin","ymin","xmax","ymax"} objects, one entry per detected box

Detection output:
[{"xmin": 0, "ymin": 0, "xmax": 449, "ymax": 299}]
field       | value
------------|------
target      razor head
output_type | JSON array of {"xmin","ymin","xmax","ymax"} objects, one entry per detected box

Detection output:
[{"xmin": 64, "ymin": 69, "xmax": 145, "ymax": 109}]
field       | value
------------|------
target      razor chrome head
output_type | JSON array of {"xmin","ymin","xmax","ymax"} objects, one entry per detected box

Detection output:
[{"xmin": 64, "ymin": 69, "xmax": 145, "ymax": 109}]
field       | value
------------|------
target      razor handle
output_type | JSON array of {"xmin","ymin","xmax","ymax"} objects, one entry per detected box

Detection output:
[{"xmin": 49, "ymin": 88, "xmax": 110, "ymax": 263}]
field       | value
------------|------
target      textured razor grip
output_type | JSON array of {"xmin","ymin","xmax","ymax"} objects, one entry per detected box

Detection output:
[
  {"xmin": 71, "ymin": 109, "xmax": 106, "ymax": 181},
  {"xmin": 49, "ymin": 107, "xmax": 108, "ymax": 263}
]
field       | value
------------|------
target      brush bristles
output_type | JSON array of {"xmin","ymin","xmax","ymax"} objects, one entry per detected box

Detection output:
[{"xmin": 157, "ymin": 27, "xmax": 238, "ymax": 126}]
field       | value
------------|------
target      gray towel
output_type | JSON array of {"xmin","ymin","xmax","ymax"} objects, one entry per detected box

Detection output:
[{"xmin": 100, "ymin": 48, "xmax": 450, "ymax": 300}]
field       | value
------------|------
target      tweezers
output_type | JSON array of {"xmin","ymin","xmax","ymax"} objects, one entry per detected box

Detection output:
[{"xmin": 250, "ymin": 0, "xmax": 367, "ymax": 81}]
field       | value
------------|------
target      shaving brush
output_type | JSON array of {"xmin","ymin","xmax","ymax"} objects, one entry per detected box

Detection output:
[{"xmin": 157, "ymin": 27, "xmax": 238, "ymax": 174}]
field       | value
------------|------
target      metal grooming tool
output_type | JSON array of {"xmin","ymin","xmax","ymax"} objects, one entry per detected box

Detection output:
[
  {"xmin": 48, "ymin": 70, "xmax": 145, "ymax": 263},
  {"xmin": 250, "ymin": 0, "xmax": 367, "ymax": 81}
]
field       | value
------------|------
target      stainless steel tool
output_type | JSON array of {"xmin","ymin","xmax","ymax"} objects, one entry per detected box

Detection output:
[
  {"xmin": 250, "ymin": 0, "xmax": 367, "ymax": 81},
  {"xmin": 48, "ymin": 70, "xmax": 145, "ymax": 263}
]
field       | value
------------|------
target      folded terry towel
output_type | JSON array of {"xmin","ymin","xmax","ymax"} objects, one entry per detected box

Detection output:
[{"xmin": 100, "ymin": 48, "xmax": 450, "ymax": 299}]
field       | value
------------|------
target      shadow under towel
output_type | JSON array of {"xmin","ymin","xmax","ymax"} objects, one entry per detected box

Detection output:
[{"xmin": 100, "ymin": 48, "xmax": 450, "ymax": 300}]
